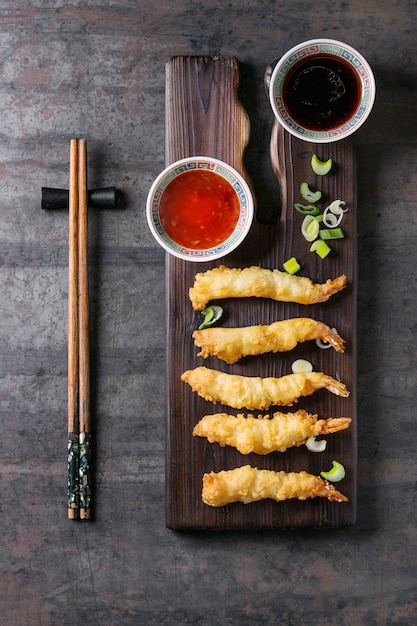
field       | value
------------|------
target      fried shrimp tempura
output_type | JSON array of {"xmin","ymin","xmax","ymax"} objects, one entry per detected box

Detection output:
[
  {"xmin": 181, "ymin": 366, "xmax": 349, "ymax": 410},
  {"xmin": 202, "ymin": 465, "xmax": 349, "ymax": 506},
  {"xmin": 193, "ymin": 411, "xmax": 351, "ymax": 454},
  {"xmin": 189, "ymin": 265, "xmax": 347, "ymax": 310},
  {"xmin": 192, "ymin": 317, "xmax": 345, "ymax": 364}
]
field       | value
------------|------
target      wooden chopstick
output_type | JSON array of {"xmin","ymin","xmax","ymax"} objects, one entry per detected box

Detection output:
[
  {"xmin": 77, "ymin": 139, "xmax": 91, "ymax": 519},
  {"xmin": 68, "ymin": 139, "xmax": 80, "ymax": 518},
  {"xmin": 67, "ymin": 138, "xmax": 91, "ymax": 520}
]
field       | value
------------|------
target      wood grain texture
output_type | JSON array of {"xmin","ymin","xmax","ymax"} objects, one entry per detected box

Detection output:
[
  {"xmin": 165, "ymin": 56, "xmax": 357, "ymax": 530},
  {"xmin": 165, "ymin": 56, "xmax": 250, "ymax": 180}
]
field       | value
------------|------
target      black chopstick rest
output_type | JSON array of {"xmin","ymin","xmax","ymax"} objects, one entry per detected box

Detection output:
[{"xmin": 42, "ymin": 186, "xmax": 117, "ymax": 210}]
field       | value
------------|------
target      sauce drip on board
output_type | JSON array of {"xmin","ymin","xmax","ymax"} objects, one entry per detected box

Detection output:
[
  {"xmin": 283, "ymin": 53, "xmax": 361, "ymax": 131},
  {"xmin": 159, "ymin": 169, "xmax": 240, "ymax": 250}
]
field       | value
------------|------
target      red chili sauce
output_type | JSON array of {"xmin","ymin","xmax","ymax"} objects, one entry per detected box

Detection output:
[{"xmin": 159, "ymin": 169, "xmax": 240, "ymax": 250}]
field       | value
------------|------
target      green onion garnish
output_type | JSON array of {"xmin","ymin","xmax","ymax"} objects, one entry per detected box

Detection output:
[
  {"xmin": 306, "ymin": 435, "xmax": 327, "ymax": 452},
  {"xmin": 323, "ymin": 200, "xmax": 346, "ymax": 227},
  {"xmin": 309, "ymin": 239, "xmax": 331, "ymax": 259},
  {"xmin": 291, "ymin": 358, "xmax": 313, "ymax": 373},
  {"xmin": 294, "ymin": 203, "xmax": 320, "ymax": 216},
  {"xmin": 198, "ymin": 305, "xmax": 223, "ymax": 330},
  {"xmin": 319, "ymin": 228, "xmax": 345, "ymax": 240},
  {"xmin": 320, "ymin": 460, "xmax": 346, "ymax": 482},
  {"xmin": 311, "ymin": 154, "xmax": 333, "ymax": 176},
  {"xmin": 300, "ymin": 182, "xmax": 322, "ymax": 203},
  {"xmin": 301, "ymin": 215, "xmax": 320, "ymax": 242},
  {"xmin": 283, "ymin": 257, "xmax": 301, "ymax": 275}
]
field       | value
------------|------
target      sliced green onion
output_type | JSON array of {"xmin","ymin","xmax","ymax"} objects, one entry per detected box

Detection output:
[
  {"xmin": 300, "ymin": 182, "xmax": 322, "ymax": 203},
  {"xmin": 322, "ymin": 213, "xmax": 339, "ymax": 227},
  {"xmin": 291, "ymin": 358, "xmax": 313, "ymax": 373},
  {"xmin": 309, "ymin": 239, "xmax": 331, "ymax": 259},
  {"xmin": 316, "ymin": 242, "xmax": 331, "ymax": 259},
  {"xmin": 316, "ymin": 328, "xmax": 338, "ymax": 349},
  {"xmin": 283, "ymin": 257, "xmax": 301, "ymax": 275},
  {"xmin": 323, "ymin": 200, "xmax": 346, "ymax": 227},
  {"xmin": 327, "ymin": 199, "xmax": 346, "ymax": 214},
  {"xmin": 311, "ymin": 154, "xmax": 332, "ymax": 176},
  {"xmin": 306, "ymin": 435, "xmax": 327, "ymax": 452},
  {"xmin": 320, "ymin": 460, "xmax": 346, "ymax": 482},
  {"xmin": 198, "ymin": 305, "xmax": 223, "ymax": 330},
  {"xmin": 316, "ymin": 338, "xmax": 332, "ymax": 349},
  {"xmin": 301, "ymin": 215, "xmax": 320, "ymax": 242},
  {"xmin": 309, "ymin": 240, "xmax": 322, "ymax": 252},
  {"xmin": 294, "ymin": 203, "xmax": 320, "ymax": 216},
  {"xmin": 319, "ymin": 228, "xmax": 345, "ymax": 240}
]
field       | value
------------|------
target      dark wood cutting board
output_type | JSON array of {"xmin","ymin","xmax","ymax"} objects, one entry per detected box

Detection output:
[{"xmin": 165, "ymin": 55, "xmax": 357, "ymax": 530}]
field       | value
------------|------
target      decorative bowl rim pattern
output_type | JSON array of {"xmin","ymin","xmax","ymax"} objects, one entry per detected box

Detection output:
[{"xmin": 269, "ymin": 38, "xmax": 376, "ymax": 143}]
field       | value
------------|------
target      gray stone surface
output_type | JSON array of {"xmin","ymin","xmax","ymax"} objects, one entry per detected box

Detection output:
[{"xmin": 1, "ymin": 1, "xmax": 417, "ymax": 624}]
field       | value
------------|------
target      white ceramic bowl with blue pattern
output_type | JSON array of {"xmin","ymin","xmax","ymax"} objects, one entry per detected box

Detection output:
[
  {"xmin": 146, "ymin": 156, "xmax": 254, "ymax": 262},
  {"xmin": 269, "ymin": 39, "xmax": 376, "ymax": 143}
]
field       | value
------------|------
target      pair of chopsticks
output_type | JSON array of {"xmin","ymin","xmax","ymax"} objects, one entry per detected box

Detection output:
[{"xmin": 67, "ymin": 138, "xmax": 91, "ymax": 520}]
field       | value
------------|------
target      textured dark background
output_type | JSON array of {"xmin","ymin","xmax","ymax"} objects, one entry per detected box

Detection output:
[{"xmin": 1, "ymin": 1, "xmax": 416, "ymax": 624}]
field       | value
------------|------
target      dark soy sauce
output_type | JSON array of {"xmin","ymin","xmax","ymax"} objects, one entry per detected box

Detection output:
[{"xmin": 283, "ymin": 54, "xmax": 361, "ymax": 131}]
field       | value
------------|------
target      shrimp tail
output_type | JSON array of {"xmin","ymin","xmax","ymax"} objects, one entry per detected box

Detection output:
[
  {"xmin": 322, "ymin": 274, "xmax": 347, "ymax": 299},
  {"xmin": 314, "ymin": 417, "xmax": 352, "ymax": 435},
  {"xmin": 311, "ymin": 476, "xmax": 349, "ymax": 502},
  {"xmin": 317, "ymin": 324, "xmax": 346, "ymax": 352},
  {"xmin": 323, "ymin": 375, "xmax": 349, "ymax": 398}
]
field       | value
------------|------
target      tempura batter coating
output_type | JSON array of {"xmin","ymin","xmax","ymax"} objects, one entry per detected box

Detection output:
[
  {"xmin": 202, "ymin": 465, "xmax": 349, "ymax": 506},
  {"xmin": 193, "ymin": 317, "xmax": 345, "ymax": 363},
  {"xmin": 193, "ymin": 411, "xmax": 351, "ymax": 454},
  {"xmin": 181, "ymin": 366, "xmax": 349, "ymax": 410},
  {"xmin": 189, "ymin": 265, "xmax": 347, "ymax": 310}
]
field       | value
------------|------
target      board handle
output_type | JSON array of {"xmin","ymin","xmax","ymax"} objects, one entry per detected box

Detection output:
[{"xmin": 264, "ymin": 61, "xmax": 287, "ymax": 219}]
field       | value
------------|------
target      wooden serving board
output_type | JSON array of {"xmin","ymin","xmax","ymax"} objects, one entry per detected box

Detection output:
[{"xmin": 165, "ymin": 55, "xmax": 357, "ymax": 530}]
